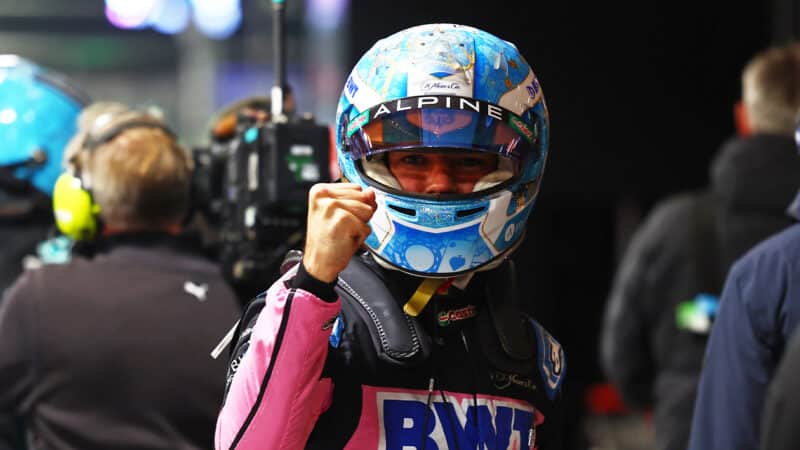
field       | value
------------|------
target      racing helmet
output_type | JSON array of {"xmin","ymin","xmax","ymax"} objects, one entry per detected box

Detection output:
[
  {"xmin": 0, "ymin": 55, "xmax": 88, "ymax": 197},
  {"xmin": 335, "ymin": 24, "xmax": 549, "ymax": 277}
]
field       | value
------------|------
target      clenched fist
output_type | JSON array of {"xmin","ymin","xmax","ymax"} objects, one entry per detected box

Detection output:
[{"xmin": 302, "ymin": 183, "xmax": 377, "ymax": 283}]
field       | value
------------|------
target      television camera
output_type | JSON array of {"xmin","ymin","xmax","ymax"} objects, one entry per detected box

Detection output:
[{"xmin": 191, "ymin": 0, "xmax": 331, "ymax": 300}]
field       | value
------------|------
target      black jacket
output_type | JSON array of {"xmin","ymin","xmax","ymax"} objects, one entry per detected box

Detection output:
[
  {"xmin": 0, "ymin": 233, "xmax": 241, "ymax": 450},
  {"xmin": 0, "ymin": 189, "xmax": 53, "ymax": 296},
  {"xmin": 600, "ymin": 134, "xmax": 800, "ymax": 450}
]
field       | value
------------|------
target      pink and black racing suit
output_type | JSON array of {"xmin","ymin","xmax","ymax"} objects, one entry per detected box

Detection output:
[{"xmin": 215, "ymin": 253, "xmax": 566, "ymax": 450}]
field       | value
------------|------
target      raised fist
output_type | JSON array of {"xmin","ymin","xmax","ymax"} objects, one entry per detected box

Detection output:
[{"xmin": 302, "ymin": 183, "xmax": 377, "ymax": 283}]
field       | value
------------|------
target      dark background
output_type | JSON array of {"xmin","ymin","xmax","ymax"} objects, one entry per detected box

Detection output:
[
  {"xmin": 0, "ymin": 0, "xmax": 793, "ymax": 445},
  {"xmin": 350, "ymin": 0, "xmax": 785, "ymax": 443}
]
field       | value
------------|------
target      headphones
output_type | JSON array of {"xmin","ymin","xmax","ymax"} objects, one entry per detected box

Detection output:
[{"xmin": 52, "ymin": 112, "xmax": 175, "ymax": 241}]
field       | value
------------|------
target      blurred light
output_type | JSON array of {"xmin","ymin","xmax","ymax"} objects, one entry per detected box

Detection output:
[
  {"xmin": 306, "ymin": 0, "xmax": 349, "ymax": 30},
  {"xmin": 0, "ymin": 108, "xmax": 17, "ymax": 125},
  {"xmin": 103, "ymin": 0, "xmax": 243, "ymax": 38},
  {"xmin": 191, "ymin": 0, "xmax": 238, "ymax": 18},
  {"xmin": 192, "ymin": 0, "xmax": 242, "ymax": 39},
  {"xmin": 0, "ymin": 55, "xmax": 20, "ymax": 68},
  {"xmin": 148, "ymin": 0, "xmax": 191, "ymax": 35},
  {"xmin": 105, "ymin": 0, "xmax": 159, "ymax": 29}
]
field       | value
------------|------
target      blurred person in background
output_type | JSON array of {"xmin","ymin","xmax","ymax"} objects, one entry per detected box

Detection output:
[
  {"xmin": 687, "ymin": 54, "xmax": 800, "ymax": 449},
  {"xmin": 0, "ymin": 56, "xmax": 87, "ymax": 294},
  {"xmin": 601, "ymin": 41, "xmax": 800, "ymax": 450},
  {"xmin": 0, "ymin": 103, "xmax": 241, "ymax": 449},
  {"xmin": 214, "ymin": 24, "xmax": 568, "ymax": 449},
  {"xmin": 760, "ymin": 317, "xmax": 800, "ymax": 450},
  {"xmin": 205, "ymin": 87, "xmax": 294, "ymax": 142}
]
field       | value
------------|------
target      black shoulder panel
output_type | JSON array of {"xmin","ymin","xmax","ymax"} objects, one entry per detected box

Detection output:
[
  {"xmin": 484, "ymin": 260, "xmax": 535, "ymax": 361},
  {"xmin": 476, "ymin": 260, "xmax": 537, "ymax": 374},
  {"xmin": 478, "ymin": 260, "xmax": 566, "ymax": 400},
  {"xmin": 335, "ymin": 257, "xmax": 431, "ymax": 367}
]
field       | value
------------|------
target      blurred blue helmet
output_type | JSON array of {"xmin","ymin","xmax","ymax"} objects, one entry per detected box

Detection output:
[
  {"xmin": 0, "ymin": 55, "xmax": 88, "ymax": 196},
  {"xmin": 335, "ymin": 24, "xmax": 549, "ymax": 277}
]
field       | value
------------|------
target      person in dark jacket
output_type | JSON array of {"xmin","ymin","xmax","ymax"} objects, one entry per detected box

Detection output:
[
  {"xmin": 688, "ymin": 116, "xmax": 800, "ymax": 450},
  {"xmin": 760, "ymin": 315, "xmax": 800, "ymax": 450},
  {"xmin": 214, "ymin": 24, "xmax": 567, "ymax": 450},
  {"xmin": 0, "ymin": 56, "xmax": 87, "ymax": 294},
  {"xmin": 0, "ymin": 103, "xmax": 241, "ymax": 449},
  {"xmin": 601, "ymin": 41, "xmax": 800, "ymax": 450},
  {"xmin": 688, "ymin": 191, "xmax": 800, "ymax": 450}
]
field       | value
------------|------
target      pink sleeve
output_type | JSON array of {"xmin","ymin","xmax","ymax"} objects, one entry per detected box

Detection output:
[{"xmin": 215, "ymin": 270, "xmax": 340, "ymax": 450}]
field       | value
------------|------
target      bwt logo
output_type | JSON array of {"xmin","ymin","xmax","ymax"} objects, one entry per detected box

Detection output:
[
  {"xmin": 379, "ymin": 398, "xmax": 537, "ymax": 450},
  {"xmin": 345, "ymin": 75, "xmax": 359, "ymax": 99}
]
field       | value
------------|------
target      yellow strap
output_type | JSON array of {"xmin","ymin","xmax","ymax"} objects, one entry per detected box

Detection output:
[{"xmin": 403, "ymin": 278, "xmax": 447, "ymax": 317}]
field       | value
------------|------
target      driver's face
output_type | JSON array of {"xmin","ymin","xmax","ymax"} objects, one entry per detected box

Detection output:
[{"xmin": 386, "ymin": 150, "xmax": 497, "ymax": 194}]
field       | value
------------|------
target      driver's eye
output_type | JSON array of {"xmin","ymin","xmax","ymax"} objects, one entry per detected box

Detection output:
[
  {"xmin": 401, "ymin": 154, "xmax": 427, "ymax": 165},
  {"xmin": 459, "ymin": 158, "xmax": 485, "ymax": 167},
  {"xmin": 455, "ymin": 157, "xmax": 495, "ymax": 172}
]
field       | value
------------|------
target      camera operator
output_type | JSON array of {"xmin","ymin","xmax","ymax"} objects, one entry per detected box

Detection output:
[{"xmin": 0, "ymin": 102, "xmax": 241, "ymax": 449}]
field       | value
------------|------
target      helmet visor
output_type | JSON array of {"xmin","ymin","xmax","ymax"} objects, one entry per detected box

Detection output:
[{"xmin": 344, "ymin": 95, "xmax": 541, "ymax": 168}]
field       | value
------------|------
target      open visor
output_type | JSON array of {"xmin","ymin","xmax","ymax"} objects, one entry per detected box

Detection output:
[{"xmin": 345, "ymin": 96, "xmax": 541, "ymax": 169}]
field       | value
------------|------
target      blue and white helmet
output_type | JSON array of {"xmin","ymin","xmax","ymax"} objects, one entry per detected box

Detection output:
[
  {"xmin": 336, "ymin": 24, "xmax": 549, "ymax": 277},
  {"xmin": 0, "ymin": 55, "xmax": 87, "ymax": 196}
]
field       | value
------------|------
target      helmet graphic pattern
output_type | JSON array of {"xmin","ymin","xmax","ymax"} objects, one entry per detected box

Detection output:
[{"xmin": 336, "ymin": 24, "xmax": 549, "ymax": 277}]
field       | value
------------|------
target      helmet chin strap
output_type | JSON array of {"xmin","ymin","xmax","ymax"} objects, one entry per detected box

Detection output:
[
  {"xmin": 401, "ymin": 254, "xmax": 505, "ymax": 316},
  {"xmin": 370, "ymin": 227, "xmax": 523, "ymax": 313},
  {"xmin": 403, "ymin": 278, "xmax": 452, "ymax": 316}
]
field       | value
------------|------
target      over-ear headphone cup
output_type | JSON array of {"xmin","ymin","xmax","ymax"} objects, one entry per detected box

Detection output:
[{"xmin": 52, "ymin": 172, "xmax": 99, "ymax": 240}]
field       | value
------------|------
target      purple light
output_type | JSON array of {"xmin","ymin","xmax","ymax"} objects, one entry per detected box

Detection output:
[
  {"xmin": 105, "ymin": 0, "xmax": 158, "ymax": 29},
  {"xmin": 306, "ymin": 0, "xmax": 349, "ymax": 30}
]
